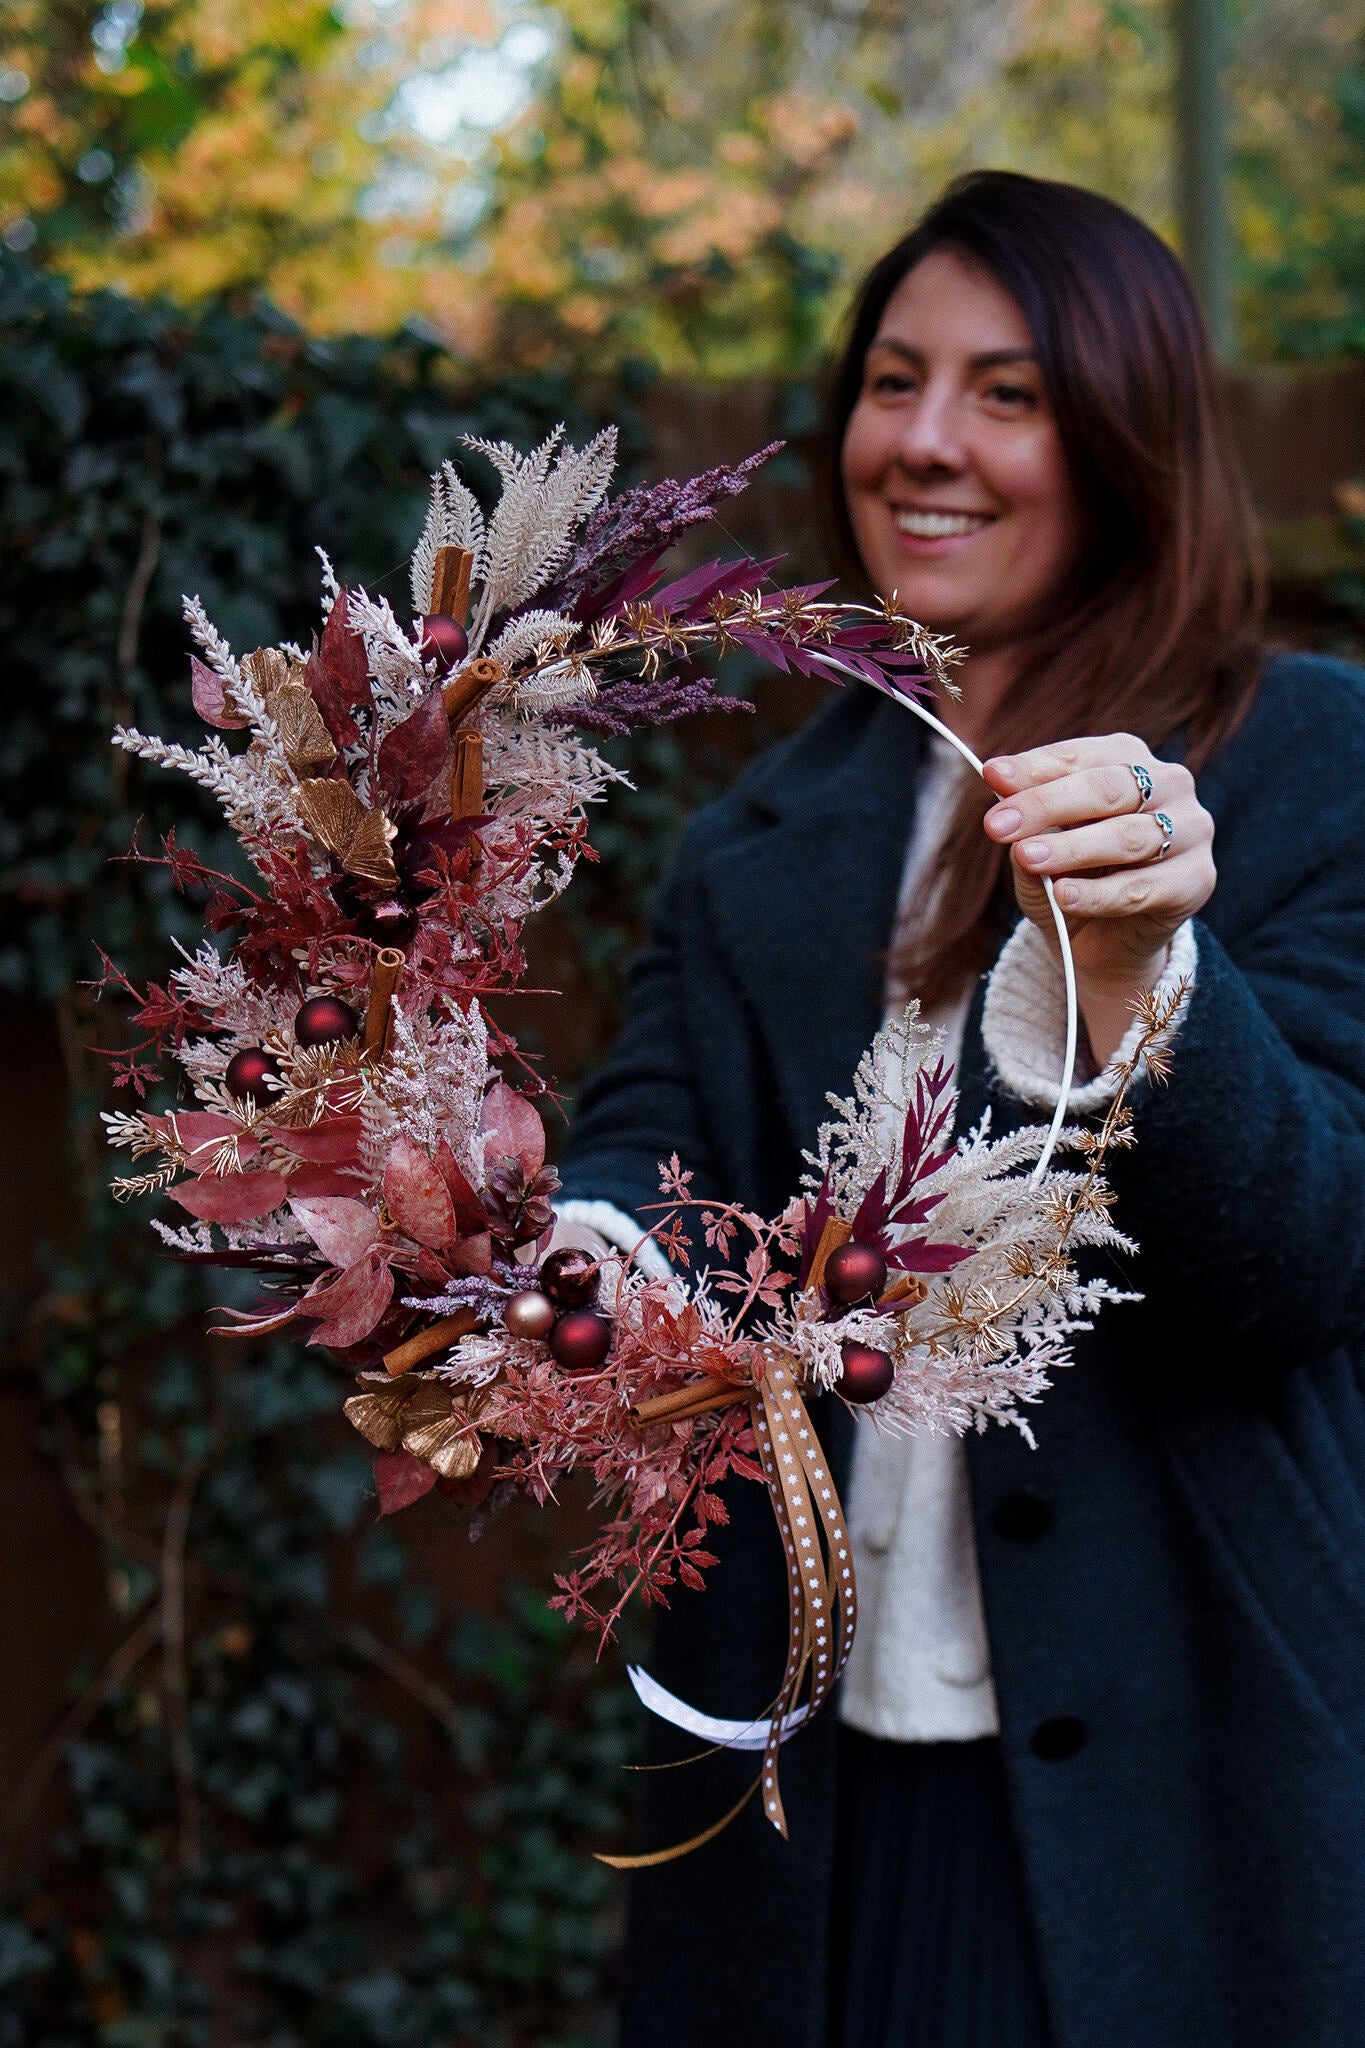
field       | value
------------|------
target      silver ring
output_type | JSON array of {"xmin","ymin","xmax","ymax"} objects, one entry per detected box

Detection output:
[
  {"xmin": 1153, "ymin": 810, "xmax": 1174, "ymax": 859},
  {"xmin": 1129, "ymin": 763, "xmax": 1154, "ymax": 808}
]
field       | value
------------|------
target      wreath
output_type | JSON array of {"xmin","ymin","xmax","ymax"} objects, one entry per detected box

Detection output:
[{"xmin": 101, "ymin": 429, "xmax": 1180, "ymax": 1858}]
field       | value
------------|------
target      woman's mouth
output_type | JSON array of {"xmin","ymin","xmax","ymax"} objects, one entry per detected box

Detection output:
[{"xmin": 893, "ymin": 509, "xmax": 994, "ymax": 538}]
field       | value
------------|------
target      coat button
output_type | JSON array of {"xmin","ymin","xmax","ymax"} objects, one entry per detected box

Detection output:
[
  {"xmin": 1030, "ymin": 1716, "xmax": 1086, "ymax": 1760},
  {"xmin": 993, "ymin": 1489, "xmax": 1052, "ymax": 1541}
]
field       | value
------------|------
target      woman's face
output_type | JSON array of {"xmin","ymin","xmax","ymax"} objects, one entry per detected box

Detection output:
[{"xmin": 841, "ymin": 248, "xmax": 1086, "ymax": 653}]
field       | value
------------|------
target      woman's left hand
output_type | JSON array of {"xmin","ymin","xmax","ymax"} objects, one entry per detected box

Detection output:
[{"xmin": 982, "ymin": 734, "xmax": 1216, "ymax": 1064}]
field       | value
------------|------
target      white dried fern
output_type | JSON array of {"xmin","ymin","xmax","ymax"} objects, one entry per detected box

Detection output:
[
  {"xmin": 464, "ymin": 426, "xmax": 616, "ymax": 644},
  {"xmin": 410, "ymin": 460, "xmax": 487, "ymax": 615}
]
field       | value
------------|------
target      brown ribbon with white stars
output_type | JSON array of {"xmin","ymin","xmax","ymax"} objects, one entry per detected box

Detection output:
[
  {"xmin": 752, "ymin": 1356, "xmax": 856, "ymax": 1836},
  {"xmin": 599, "ymin": 1353, "xmax": 855, "ymax": 1867}
]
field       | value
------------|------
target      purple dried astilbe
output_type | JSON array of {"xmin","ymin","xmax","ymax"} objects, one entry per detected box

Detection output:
[
  {"xmin": 572, "ymin": 671, "xmax": 753, "ymax": 736},
  {"xmin": 546, "ymin": 443, "xmax": 784, "ymax": 617}
]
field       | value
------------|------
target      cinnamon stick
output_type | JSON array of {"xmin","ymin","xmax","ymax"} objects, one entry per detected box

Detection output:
[
  {"xmin": 431, "ymin": 544, "xmax": 473, "ymax": 624},
  {"xmin": 362, "ymin": 947, "xmax": 404, "ymax": 1060},
  {"xmin": 879, "ymin": 1273, "xmax": 927, "ymax": 1308},
  {"xmin": 806, "ymin": 1215, "xmax": 852, "ymax": 1295},
  {"xmin": 383, "ymin": 1308, "xmax": 480, "ymax": 1379},
  {"xmin": 442, "ymin": 656, "xmax": 503, "ymax": 726},
  {"xmin": 631, "ymin": 1378, "xmax": 752, "ymax": 1428},
  {"xmin": 450, "ymin": 729, "xmax": 484, "ymax": 821}
]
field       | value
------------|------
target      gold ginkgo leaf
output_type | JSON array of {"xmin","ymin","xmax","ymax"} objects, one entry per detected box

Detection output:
[
  {"xmin": 402, "ymin": 1416, "xmax": 484, "ymax": 1479},
  {"xmin": 271, "ymin": 681, "xmax": 337, "ymax": 773},
  {"xmin": 343, "ymin": 1385, "xmax": 410, "ymax": 1452},
  {"xmin": 295, "ymin": 778, "xmax": 398, "ymax": 888},
  {"xmin": 241, "ymin": 647, "xmax": 292, "ymax": 695}
]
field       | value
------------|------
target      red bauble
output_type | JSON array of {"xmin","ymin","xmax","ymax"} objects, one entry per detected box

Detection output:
[
  {"xmin": 824, "ymin": 1240, "xmax": 888, "ymax": 1306},
  {"xmin": 419, "ymin": 615, "xmax": 469, "ymax": 674},
  {"xmin": 538, "ymin": 1246, "xmax": 600, "ymax": 1308},
  {"xmin": 294, "ymin": 994, "xmax": 361, "ymax": 1047},
  {"xmin": 502, "ymin": 1289, "xmax": 557, "ymax": 1340},
  {"xmin": 224, "ymin": 1046, "xmax": 280, "ymax": 1104},
  {"xmin": 548, "ymin": 1308, "xmax": 613, "ymax": 1372},
  {"xmin": 838, "ymin": 1339, "xmax": 895, "ymax": 1405}
]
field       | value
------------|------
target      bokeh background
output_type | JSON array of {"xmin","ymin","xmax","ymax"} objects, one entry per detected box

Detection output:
[{"xmin": 0, "ymin": 3, "xmax": 1362, "ymax": 2042}]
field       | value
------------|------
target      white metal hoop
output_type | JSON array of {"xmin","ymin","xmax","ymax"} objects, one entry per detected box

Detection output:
[{"xmin": 808, "ymin": 655, "xmax": 1077, "ymax": 1182}]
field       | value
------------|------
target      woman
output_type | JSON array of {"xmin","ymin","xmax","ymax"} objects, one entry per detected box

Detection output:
[{"xmin": 556, "ymin": 171, "xmax": 1365, "ymax": 2048}]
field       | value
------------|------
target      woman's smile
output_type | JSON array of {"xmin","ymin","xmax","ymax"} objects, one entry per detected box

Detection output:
[{"xmin": 888, "ymin": 503, "xmax": 999, "ymax": 552}]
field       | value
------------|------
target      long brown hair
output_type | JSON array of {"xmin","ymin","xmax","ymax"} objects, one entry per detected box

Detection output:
[{"xmin": 825, "ymin": 170, "xmax": 1265, "ymax": 1008}]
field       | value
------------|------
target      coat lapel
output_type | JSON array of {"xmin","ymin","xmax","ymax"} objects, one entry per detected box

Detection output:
[{"xmin": 700, "ymin": 690, "xmax": 925, "ymax": 1155}]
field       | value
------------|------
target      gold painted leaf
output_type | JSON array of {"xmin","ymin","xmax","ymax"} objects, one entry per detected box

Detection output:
[
  {"xmin": 296, "ymin": 777, "xmax": 366, "ymax": 857},
  {"xmin": 343, "ymin": 806, "xmax": 399, "ymax": 887},
  {"xmin": 241, "ymin": 647, "xmax": 292, "ymax": 695},
  {"xmin": 402, "ymin": 1415, "xmax": 483, "ymax": 1479},
  {"xmin": 272, "ymin": 681, "xmax": 337, "ymax": 772},
  {"xmin": 343, "ymin": 1384, "xmax": 411, "ymax": 1452}
]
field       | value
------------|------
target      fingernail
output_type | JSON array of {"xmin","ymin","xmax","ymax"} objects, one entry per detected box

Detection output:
[
  {"xmin": 988, "ymin": 806, "xmax": 1022, "ymax": 835},
  {"xmin": 1019, "ymin": 838, "xmax": 1049, "ymax": 866},
  {"xmin": 1057, "ymin": 880, "xmax": 1079, "ymax": 907}
]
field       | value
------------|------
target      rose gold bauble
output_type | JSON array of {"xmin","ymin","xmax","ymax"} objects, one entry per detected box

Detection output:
[
  {"xmin": 502, "ymin": 1289, "xmax": 557, "ymax": 1341},
  {"xmin": 838, "ymin": 1339, "xmax": 895, "ymax": 1405}
]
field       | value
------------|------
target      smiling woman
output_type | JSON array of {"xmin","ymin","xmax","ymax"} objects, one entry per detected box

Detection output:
[{"xmin": 557, "ymin": 170, "xmax": 1365, "ymax": 2048}]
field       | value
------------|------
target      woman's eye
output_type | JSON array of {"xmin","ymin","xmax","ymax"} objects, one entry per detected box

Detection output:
[
  {"xmin": 869, "ymin": 370, "xmax": 917, "ymax": 397},
  {"xmin": 982, "ymin": 381, "xmax": 1036, "ymax": 409}
]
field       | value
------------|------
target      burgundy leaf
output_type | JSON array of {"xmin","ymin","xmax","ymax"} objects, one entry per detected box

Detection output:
[
  {"xmin": 885, "ymin": 1238, "xmax": 972, "ymax": 1273},
  {"xmin": 374, "ymin": 1449, "xmax": 437, "ymax": 1516},
  {"xmin": 191, "ymin": 656, "xmax": 248, "ymax": 729},
  {"xmin": 377, "ymin": 686, "xmax": 451, "ymax": 807},
  {"xmin": 434, "ymin": 1139, "xmax": 487, "ymax": 1234},
  {"xmin": 304, "ymin": 588, "xmax": 371, "ymax": 747}
]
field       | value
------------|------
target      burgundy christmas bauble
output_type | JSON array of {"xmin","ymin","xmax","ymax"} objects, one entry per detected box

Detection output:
[
  {"xmin": 294, "ymin": 994, "xmax": 360, "ymax": 1047},
  {"xmin": 224, "ymin": 1046, "xmax": 280, "ymax": 1104},
  {"xmin": 502, "ymin": 1289, "xmax": 557, "ymax": 1341},
  {"xmin": 419, "ymin": 614, "xmax": 469, "ymax": 674},
  {"xmin": 824, "ymin": 1240, "xmax": 888, "ymax": 1306},
  {"xmin": 548, "ymin": 1308, "xmax": 613, "ymax": 1372},
  {"xmin": 537, "ymin": 1246, "xmax": 600, "ymax": 1308},
  {"xmin": 838, "ymin": 1339, "xmax": 895, "ymax": 1405}
]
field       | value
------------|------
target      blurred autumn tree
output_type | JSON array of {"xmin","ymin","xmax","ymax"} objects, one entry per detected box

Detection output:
[{"xmin": 1, "ymin": 0, "xmax": 1361, "ymax": 364}]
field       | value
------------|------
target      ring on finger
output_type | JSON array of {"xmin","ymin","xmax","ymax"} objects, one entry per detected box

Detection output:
[
  {"xmin": 1129, "ymin": 763, "xmax": 1154, "ymax": 808},
  {"xmin": 1152, "ymin": 810, "xmax": 1174, "ymax": 860}
]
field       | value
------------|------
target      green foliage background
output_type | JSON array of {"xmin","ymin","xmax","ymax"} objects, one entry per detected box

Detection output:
[{"xmin": 0, "ymin": 252, "xmax": 733, "ymax": 2046}]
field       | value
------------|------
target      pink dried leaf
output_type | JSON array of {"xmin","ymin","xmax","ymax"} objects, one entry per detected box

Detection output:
[
  {"xmin": 288, "ymin": 1195, "xmax": 380, "ymax": 1267},
  {"xmin": 478, "ymin": 1082, "xmax": 546, "ymax": 1178},
  {"xmin": 276, "ymin": 1116, "xmax": 364, "ymax": 1166},
  {"xmin": 190, "ymin": 656, "xmax": 249, "ymax": 730},
  {"xmin": 383, "ymin": 1133, "xmax": 459, "ymax": 1252},
  {"xmin": 170, "ymin": 1169, "xmax": 289, "ymax": 1224},
  {"xmin": 302, "ymin": 1247, "xmax": 394, "ymax": 1347}
]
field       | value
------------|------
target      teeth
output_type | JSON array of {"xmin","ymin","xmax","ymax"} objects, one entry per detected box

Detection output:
[{"xmin": 894, "ymin": 510, "xmax": 989, "ymax": 538}]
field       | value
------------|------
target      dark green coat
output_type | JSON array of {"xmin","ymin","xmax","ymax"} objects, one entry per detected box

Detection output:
[{"xmin": 560, "ymin": 652, "xmax": 1365, "ymax": 2048}]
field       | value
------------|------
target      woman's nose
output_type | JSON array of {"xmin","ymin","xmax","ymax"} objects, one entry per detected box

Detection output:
[{"xmin": 893, "ymin": 383, "xmax": 966, "ymax": 478}]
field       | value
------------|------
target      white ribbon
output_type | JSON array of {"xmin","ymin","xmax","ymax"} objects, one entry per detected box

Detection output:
[{"xmin": 627, "ymin": 1665, "xmax": 812, "ymax": 1751}]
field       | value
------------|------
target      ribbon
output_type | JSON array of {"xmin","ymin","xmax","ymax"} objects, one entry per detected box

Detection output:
[{"xmin": 604, "ymin": 1350, "xmax": 855, "ymax": 1865}]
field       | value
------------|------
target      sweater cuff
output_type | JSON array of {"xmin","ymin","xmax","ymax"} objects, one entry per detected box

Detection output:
[
  {"xmin": 553, "ymin": 1198, "xmax": 673, "ymax": 1281},
  {"xmin": 981, "ymin": 917, "xmax": 1198, "ymax": 1112}
]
